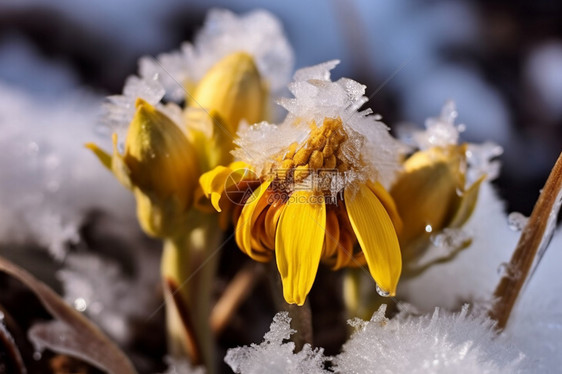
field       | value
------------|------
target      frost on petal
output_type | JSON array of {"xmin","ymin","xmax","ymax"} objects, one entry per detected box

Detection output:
[
  {"xmin": 413, "ymin": 100, "xmax": 463, "ymax": 150},
  {"xmin": 224, "ymin": 312, "xmax": 329, "ymax": 374},
  {"xmin": 235, "ymin": 61, "xmax": 403, "ymax": 189},
  {"xmin": 400, "ymin": 101, "xmax": 503, "ymax": 187},
  {"xmin": 334, "ymin": 304, "xmax": 524, "ymax": 374},
  {"xmin": 466, "ymin": 141, "xmax": 504, "ymax": 184}
]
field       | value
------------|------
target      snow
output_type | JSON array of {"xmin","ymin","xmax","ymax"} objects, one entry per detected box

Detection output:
[
  {"xmin": 505, "ymin": 230, "xmax": 562, "ymax": 373},
  {"xmin": 398, "ymin": 182, "xmax": 517, "ymax": 311},
  {"xmin": 233, "ymin": 61, "xmax": 403, "ymax": 189},
  {"xmin": 225, "ymin": 312, "xmax": 329, "ymax": 374},
  {"xmin": 225, "ymin": 306, "xmax": 525, "ymax": 374},
  {"xmin": 412, "ymin": 100, "xmax": 462, "ymax": 150},
  {"xmin": 0, "ymin": 83, "xmax": 134, "ymax": 259},
  {"xmin": 57, "ymin": 252, "xmax": 156, "ymax": 344},
  {"xmin": 334, "ymin": 304, "xmax": 523, "ymax": 374}
]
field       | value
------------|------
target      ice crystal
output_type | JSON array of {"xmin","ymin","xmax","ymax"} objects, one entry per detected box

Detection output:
[
  {"xmin": 233, "ymin": 61, "xmax": 403, "ymax": 189},
  {"xmin": 404, "ymin": 101, "xmax": 503, "ymax": 186},
  {"xmin": 105, "ymin": 8, "xmax": 293, "ymax": 132},
  {"xmin": 224, "ymin": 312, "xmax": 329, "ymax": 374},
  {"xmin": 226, "ymin": 306, "xmax": 526, "ymax": 374},
  {"xmin": 334, "ymin": 304, "xmax": 524, "ymax": 374}
]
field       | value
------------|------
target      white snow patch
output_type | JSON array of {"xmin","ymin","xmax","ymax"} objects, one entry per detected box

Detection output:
[
  {"xmin": 334, "ymin": 304, "xmax": 524, "ymax": 374},
  {"xmin": 225, "ymin": 312, "xmax": 329, "ymax": 374}
]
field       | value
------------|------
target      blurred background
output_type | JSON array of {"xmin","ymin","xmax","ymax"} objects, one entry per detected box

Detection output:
[{"xmin": 1, "ymin": 0, "xmax": 561, "ymax": 215}]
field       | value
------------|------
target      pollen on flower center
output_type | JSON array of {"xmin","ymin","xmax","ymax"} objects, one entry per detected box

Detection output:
[
  {"xmin": 280, "ymin": 117, "xmax": 348, "ymax": 170},
  {"xmin": 272, "ymin": 117, "xmax": 352, "ymax": 193}
]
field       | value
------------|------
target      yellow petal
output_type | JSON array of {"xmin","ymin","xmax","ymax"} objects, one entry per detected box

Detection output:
[
  {"xmin": 367, "ymin": 181, "xmax": 403, "ymax": 234},
  {"xmin": 275, "ymin": 191, "xmax": 326, "ymax": 306},
  {"xmin": 191, "ymin": 52, "xmax": 268, "ymax": 135},
  {"xmin": 449, "ymin": 175, "xmax": 485, "ymax": 228},
  {"xmin": 390, "ymin": 148, "xmax": 461, "ymax": 247},
  {"xmin": 199, "ymin": 166, "xmax": 235, "ymax": 213},
  {"xmin": 235, "ymin": 180, "xmax": 272, "ymax": 261},
  {"xmin": 197, "ymin": 161, "xmax": 254, "ymax": 212},
  {"xmin": 345, "ymin": 185, "xmax": 402, "ymax": 296},
  {"xmin": 85, "ymin": 142, "xmax": 112, "ymax": 169}
]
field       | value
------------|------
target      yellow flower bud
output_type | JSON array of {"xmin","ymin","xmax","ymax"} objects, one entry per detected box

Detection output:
[
  {"xmin": 188, "ymin": 51, "xmax": 268, "ymax": 139},
  {"xmin": 88, "ymin": 99, "xmax": 200, "ymax": 238},
  {"xmin": 390, "ymin": 145, "xmax": 482, "ymax": 263}
]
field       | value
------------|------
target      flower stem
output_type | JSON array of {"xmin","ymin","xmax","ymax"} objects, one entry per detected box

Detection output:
[
  {"xmin": 489, "ymin": 152, "xmax": 562, "ymax": 330},
  {"xmin": 161, "ymin": 211, "xmax": 222, "ymax": 372},
  {"xmin": 267, "ymin": 261, "xmax": 313, "ymax": 349},
  {"xmin": 210, "ymin": 262, "xmax": 264, "ymax": 336}
]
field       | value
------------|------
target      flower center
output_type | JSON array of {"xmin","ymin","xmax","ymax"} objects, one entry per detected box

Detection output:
[{"xmin": 280, "ymin": 117, "xmax": 348, "ymax": 172}]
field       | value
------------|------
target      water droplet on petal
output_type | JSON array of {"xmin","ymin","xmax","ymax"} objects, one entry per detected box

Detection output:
[{"xmin": 376, "ymin": 284, "xmax": 391, "ymax": 297}]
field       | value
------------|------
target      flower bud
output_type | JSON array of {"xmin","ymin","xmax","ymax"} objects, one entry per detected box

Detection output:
[
  {"xmin": 189, "ymin": 52, "xmax": 268, "ymax": 137},
  {"xmin": 88, "ymin": 99, "xmax": 200, "ymax": 238},
  {"xmin": 390, "ymin": 145, "xmax": 481, "ymax": 262}
]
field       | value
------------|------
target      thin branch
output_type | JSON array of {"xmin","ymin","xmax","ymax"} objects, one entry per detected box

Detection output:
[{"xmin": 489, "ymin": 152, "xmax": 562, "ymax": 331}]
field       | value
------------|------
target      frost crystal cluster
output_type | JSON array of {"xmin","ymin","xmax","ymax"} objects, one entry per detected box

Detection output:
[
  {"xmin": 234, "ymin": 60, "xmax": 402, "ymax": 188},
  {"xmin": 225, "ymin": 312, "xmax": 329, "ymax": 374},
  {"xmin": 226, "ymin": 307, "xmax": 525, "ymax": 374},
  {"xmin": 335, "ymin": 305, "xmax": 523, "ymax": 374}
]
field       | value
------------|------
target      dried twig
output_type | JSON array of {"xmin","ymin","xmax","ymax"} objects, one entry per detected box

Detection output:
[{"xmin": 489, "ymin": 152, "xmax": 562, "ymax": 330}]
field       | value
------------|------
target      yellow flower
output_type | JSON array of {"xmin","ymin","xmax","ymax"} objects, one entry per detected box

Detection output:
[
  {"xmin": 87, "ymin": 99, "xmax": 200, "ymax": 238},
  {"xmin": 184, "ymin": 52, "xmax": 268, "ymax": 170},
  {"xmin": 88, "ymin": 52, "xmax": 269, "ymax": 238},
  {"xmin": 189, "ymin": 52, "xmax": 268, "ymax": 136},
  {"xmin": 390, "ymin": 144, "xmax": 484, "ymax": 267},
  {"xmin": 199, "ymin": 117, "xmax": 403, "ymax": 305}
]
